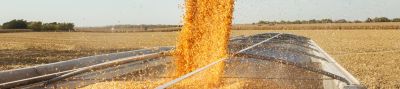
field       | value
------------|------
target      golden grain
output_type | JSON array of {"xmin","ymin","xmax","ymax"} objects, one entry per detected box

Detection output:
[{"xmin": 173, "ymin": 0, "xmax": 234, "ymax": 87}]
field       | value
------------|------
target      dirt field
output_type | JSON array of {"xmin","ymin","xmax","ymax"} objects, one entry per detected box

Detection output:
[
  {"xmin": 0, "ymin": 32, "xmax": 177, "ymax": 70},
  {"xmin": 0, "ymin": 30, "xmax": 399, "ymax": 88}
]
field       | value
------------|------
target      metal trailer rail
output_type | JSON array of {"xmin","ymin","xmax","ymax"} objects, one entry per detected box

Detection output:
[
  {"xmin": 0, "ymin": 33, "xmax": 365, "ymax": 89},
  {"xmin": 0, "ymin": 47, "xmax": 172, "ymax": 83},
  {"xmin": 309, "ymin": 40, "xmax": 364, "ymax": 89},
  {"xmin": 234, "ymin": 53, "xmax": 350, "ymax": 85},
  {"xmin": 0, "ymin": 48, "xmax": 173, "ymax": 89},
  {"xmin": 44, "ymin": 51, "xmax": 171, "ymax": 85}
]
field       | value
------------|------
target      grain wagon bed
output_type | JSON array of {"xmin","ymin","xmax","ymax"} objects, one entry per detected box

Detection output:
[{"xmin": 0, "ymin": 33, "xmax": 364, "ymax": 89}]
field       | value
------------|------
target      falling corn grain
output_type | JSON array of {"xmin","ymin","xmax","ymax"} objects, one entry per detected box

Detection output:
[{"xmin": 173, "ymin": 0, "xmax": 235, "ymax": 87}]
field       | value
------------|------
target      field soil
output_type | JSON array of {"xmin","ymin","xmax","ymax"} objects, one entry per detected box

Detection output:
[
  {"xmin": 0, "ymin": 30, "xmax": 399, "ymax": 88},
  {"xmin": 0, "ymin": 32, "xmax": 177, "ymax": 70}
]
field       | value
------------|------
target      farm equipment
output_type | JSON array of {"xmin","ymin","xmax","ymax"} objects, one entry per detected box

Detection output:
[{"xmin": 0, "ymin": 33, "xmax": 365, "ymax": 89}]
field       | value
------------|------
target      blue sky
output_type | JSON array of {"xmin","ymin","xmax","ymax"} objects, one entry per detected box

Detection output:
[{"xmin": 1, "ymin": 0, "xmax": 399, "ymax": 26}]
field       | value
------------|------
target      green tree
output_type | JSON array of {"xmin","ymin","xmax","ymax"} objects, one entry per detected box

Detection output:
[
  {"xmin": 66, "ymin": 23, "xmax": 75, "ymax": 31},
  {"xmin": 321, "ymin": 19, "xmax": 333, "ymax": 23},
  {"xmin": 392, "ymin": 18, "xmax": 400, "ymax": 22},
  {"xmin": 28, "ymin": 21, "xmax": 43, "ymax": 31},
  {"xmin": 42, "ymin": 23, "xmax": 57, "ymax": 31},
  {"xmin": 300, "ymin": 20, "xmax": 309, "ymax": 24},
  {"xmin": 372, "ymin": 17, "xmax": 391, "ymax": 22},
  {"xmin": 293, "ymin": 20, "xmax": 302, "ymax": 24},
  {"xmin": 308, "ymin": 19, "xmax": 317, "ymax": 23},
  {"xmin": 53, "ymin": 23, "xmax": 74, "ymax": 31},
  {"xmin": 353, "ymin": 20, "xmax": 363, "ymax": 23},
  {"xmin": 280, "ymin": 20, "xmax": 287, "ymax": 24},
  {"xmin": 257, "ymin": 20, "xmax": 268, "ymax": 24},
  {"xmin": 57, "ymin": 23, "xmax": 68, "ymax": 31},
  {"xmin": 2, "ymin": 19, "xmax": 28, "ymax": 29},
  {"xmin": 366, "ymin": 18, "xmax": 373, "ymax": 23},
  {"xmin": 335, "ymin": 19, "xmax": 347, "ymax": 23}
]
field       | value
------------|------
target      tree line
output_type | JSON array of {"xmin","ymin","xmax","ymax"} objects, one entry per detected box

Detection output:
[
  {"xmin": 1, "ymin": 19, "xmax": 74, "ymax": 31},
  {"xmin": 256, "ymin": 17, "xmax": 400, "ymax": 24}
]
